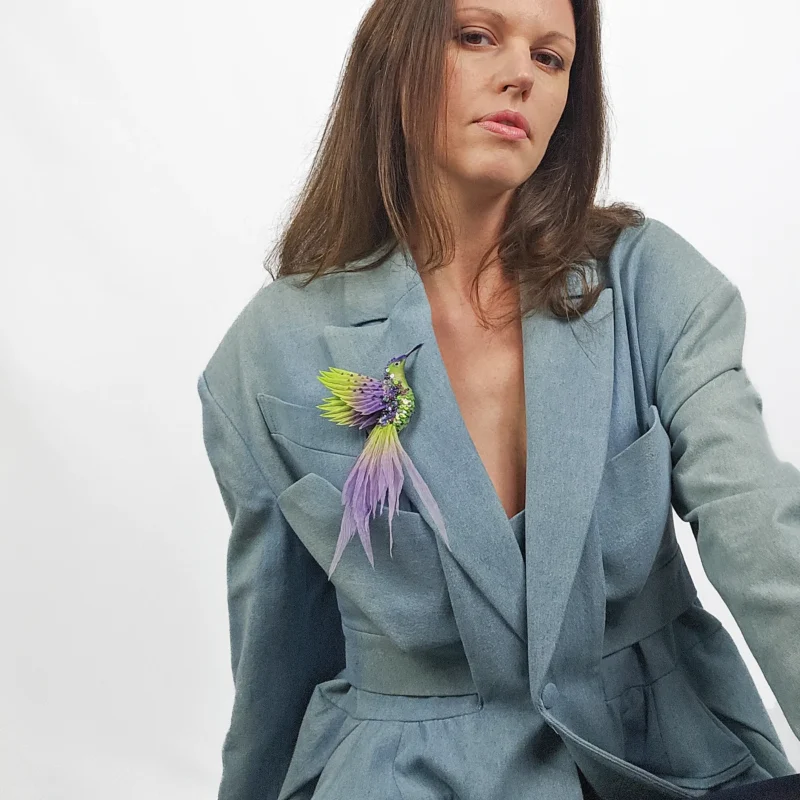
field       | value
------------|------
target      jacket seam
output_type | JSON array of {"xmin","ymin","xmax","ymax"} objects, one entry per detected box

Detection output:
[
  {"xmin": 392, "ymin": 725, "xmax": 407, "ymax": 800},
  {"xmin": 646, "ymin": 682, "xmax": 676, "ymax": 775},
  {"xmin": 604, "ymin": 616, "xmax": 724, "ymax": 702},
  {"xmin": 200, "ymin": 371, "xmax": 279, "ymax": 499},
  {"xmin": 270, "ymin": 430, "xmax": 361, "ymax": 460},
  {"xmin": 655, "ymin": 274, "xmax": 731, "ymax": 408}
]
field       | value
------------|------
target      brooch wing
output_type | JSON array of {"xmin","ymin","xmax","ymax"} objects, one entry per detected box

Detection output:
[{"xmin": 316, "ymin": 367, "xmax": 386, "ymax": 430}]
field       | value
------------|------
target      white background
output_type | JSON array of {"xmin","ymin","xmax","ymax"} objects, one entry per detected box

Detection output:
[{"xmin": 1, "ymin": 0, "xmax": 798, "ymax": 796}]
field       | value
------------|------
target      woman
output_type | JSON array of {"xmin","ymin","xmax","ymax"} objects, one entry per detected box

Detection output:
[{"xmin": 197, "ymin": 0, "xmax": 800, "ymax": 798}]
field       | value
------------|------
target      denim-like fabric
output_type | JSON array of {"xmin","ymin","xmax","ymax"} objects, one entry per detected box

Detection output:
[
  {"xmin": 198, "ymin": 217, "xmax": 800, "ymax": 799},
  {"xmin": 707, "ymin": 773, "xmax": 800, "ymax": 798}
]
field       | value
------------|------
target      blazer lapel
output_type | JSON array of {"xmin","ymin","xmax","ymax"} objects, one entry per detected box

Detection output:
[
  {"xmin": 521, "ymin": 281, "xmax": 615, "ymax": 692},
  {"xmin": 320, "ymin": 244, "xmax": 614, "ymax": 690}
]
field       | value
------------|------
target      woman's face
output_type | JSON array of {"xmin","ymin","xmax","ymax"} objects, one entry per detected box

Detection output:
[{"xmin": 437, "ymin": 0, "xmax": 576, "ymax": 201}]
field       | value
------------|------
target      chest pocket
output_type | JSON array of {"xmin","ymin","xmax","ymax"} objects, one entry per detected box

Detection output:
[
  {"xmin": 257, "ymin": 391, "xmax": 367, "ymax": 457},
  {"xmin": 276, "ymin": 471, "xmax": 462, "ymax": 656},
  {"xmin": 595, "ymin": 403, "xmax": 674, "ymax": 604},
  {"xmin": 593, "ymin": 404, "xmax": 757, "ymax": 790}
]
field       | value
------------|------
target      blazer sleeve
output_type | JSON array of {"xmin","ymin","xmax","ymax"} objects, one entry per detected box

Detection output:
[
  {"xmin": 197, "ymin": 371, "xmax": 345, "ymax": 800},
  {"xmin": 656, "ymin": 275, "xmax": 800, "ymax": 740}
]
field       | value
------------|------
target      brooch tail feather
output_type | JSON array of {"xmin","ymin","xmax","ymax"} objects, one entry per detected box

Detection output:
[
  {"xmin": 396, "ymin": 443, "xmax": 450, "ymax": 550},
  {"xmin": 326, "ymin": 421, "xmax": 450, "ymax": 578}
]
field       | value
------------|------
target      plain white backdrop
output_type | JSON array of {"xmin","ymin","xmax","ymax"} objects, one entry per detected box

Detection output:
[{"xmin": 1, "ymin": 0, "xmax": 798, "ymax": 796}]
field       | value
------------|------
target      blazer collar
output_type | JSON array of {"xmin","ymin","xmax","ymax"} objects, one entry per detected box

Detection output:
[{"xmin": 321, "ymin": 244, "xmax": 614, "ymax": 692}]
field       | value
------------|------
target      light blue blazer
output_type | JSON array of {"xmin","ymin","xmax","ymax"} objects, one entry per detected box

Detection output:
[{"xmin": 197, "ymin": 218, "xmax": 800, "ymax": 800}]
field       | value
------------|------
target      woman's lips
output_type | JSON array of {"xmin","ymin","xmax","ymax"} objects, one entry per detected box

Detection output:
[{"xmin": 475, "ymin": 120, "xmax": 529, "ymax": 140}]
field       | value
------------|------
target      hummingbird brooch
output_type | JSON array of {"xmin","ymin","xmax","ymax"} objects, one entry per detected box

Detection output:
[{"xmin": 316, "ymin": 342, "xmax": 450, "ymax": 577}]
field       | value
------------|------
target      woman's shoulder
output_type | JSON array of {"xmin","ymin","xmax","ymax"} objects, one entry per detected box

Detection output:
[
  {"xmin": 212, "ymin": 271, "xmax": 344, "ymax": 348},
  {"xmin": 607, "ymin": 215, "xmax": 735, "ymax": 306},
  {"xmin": 603, "ymin": 216, "xmax": 737, "ymax": 348},
  {"xmin": 199, "ymin": 269, "xmax": 353, "ymax": 410}
]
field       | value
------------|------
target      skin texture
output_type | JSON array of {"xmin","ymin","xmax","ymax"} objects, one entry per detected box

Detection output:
[{"xmin": 410, "ymin": 0, "xmax": 576, "ymax": 311}]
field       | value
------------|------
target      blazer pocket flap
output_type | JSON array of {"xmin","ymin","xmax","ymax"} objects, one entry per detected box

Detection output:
[
  {"xmin": 277, "ymin": 473, "xmax": 459, "ymax": 649},
  {"xmin": 277, "ymin": 472, "xmax": 434, "ymax": 572},
  {"xmin": 597, "ymin": 404, "xmax": 674, "ymax": 599},
  {"xmin": 257, "ymin": 391, "xmax": 367, "ymax": 457},
  {"xmin": 278, "ymin": 470, "xmax": 345, "ymax": 525}
]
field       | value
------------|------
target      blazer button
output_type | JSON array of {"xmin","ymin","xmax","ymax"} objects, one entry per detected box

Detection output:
[{"xmin": 541, "ymin": 682, "xmax": 559, "ymax": 709}]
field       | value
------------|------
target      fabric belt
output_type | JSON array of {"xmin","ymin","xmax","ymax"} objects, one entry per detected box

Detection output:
[
  {"xmin": 603, "ymin": 545, "xmax": 698, "ymax": 657},
  {"xmin": 341, "ymin": 547, "xmax": 697, "ymax": 695},
  {"xmin": 342, "ymin": 625, "xmax": 477, "ymax": 696}
]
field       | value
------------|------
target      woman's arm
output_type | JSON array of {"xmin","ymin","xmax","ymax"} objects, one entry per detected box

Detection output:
[
  {"xmin": 198, "ymin": 372, "xmax": 345, "ymax": 800},
  {"xmin": 657, "ymin": 276, "xmax": 800, "ymax": 740}
]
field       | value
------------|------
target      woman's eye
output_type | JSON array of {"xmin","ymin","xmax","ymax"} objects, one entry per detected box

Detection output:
[
  {"xmin": 460, "ymin": 30, "xmax": 491, "ymax": 47},
  {"xmin": 458, "ymin": 30, "xmax": 565, "ymax": 70},
  {"xmin": 535, "ymin": 52, "xmax": 565, "ymax": 70}
]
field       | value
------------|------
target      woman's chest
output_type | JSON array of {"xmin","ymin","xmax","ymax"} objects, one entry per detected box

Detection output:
[{"xmin": 433, "ymin": 317, "xmax": 528, "ymax": 519}]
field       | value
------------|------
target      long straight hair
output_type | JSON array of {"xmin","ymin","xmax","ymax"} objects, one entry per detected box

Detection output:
[{"xmin": 264, "ymin": 0, "xmax": 644, "ymax": 328}]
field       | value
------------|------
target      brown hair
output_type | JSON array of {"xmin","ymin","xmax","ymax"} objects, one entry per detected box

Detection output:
[{"xmin": 264, "ymin": 0, "xmax": 644, "ymax": 329}]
